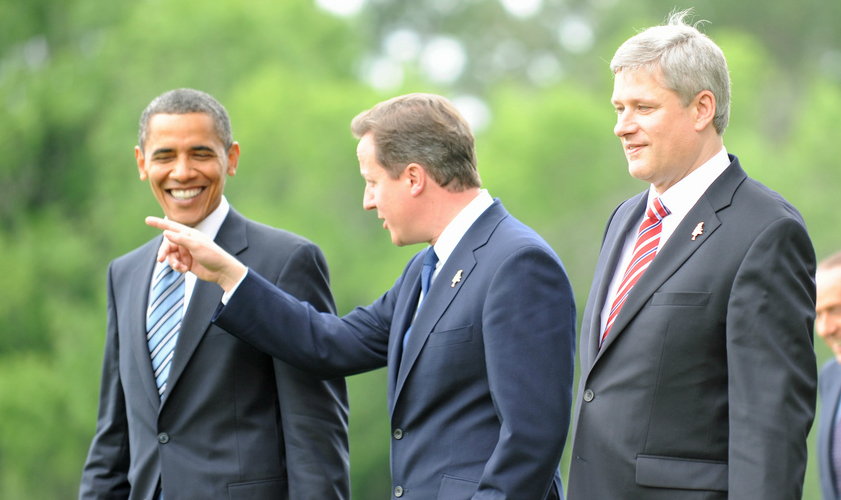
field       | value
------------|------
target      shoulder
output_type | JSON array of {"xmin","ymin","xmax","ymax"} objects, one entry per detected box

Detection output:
[
  {"xmin": 224, "ymin": 209, "xmax": 324, "ymax": 257},
  {"xmin": 243, "ymin": 217, "xmax": 318, "ymax": 249},
  {"xmin": 713, "ymin": 156, "xmax": 805, "ymax": 228},
  {"xmin": 109, "ymin": 237, "xmax": 159, "ymax": 273},
  {"xmin": 487, "ymin": 203, "xmax": 558, "ymax": 258},
  {"xmin": 738, "ymin": 177, "xmax": 805, "ymax": 224},
  {"xmin": 230, "ymin": 216, "xmax": 331, "ymax": 282}
]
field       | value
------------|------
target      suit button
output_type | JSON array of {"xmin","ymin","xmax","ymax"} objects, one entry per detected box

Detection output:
[
  {"xmin": 157, "ymin": 432, "xmax": 170, "ymax": 444},
  {"xmin": 394, "ymin": 485, "xmax": 404, "ymax": 497},
  {"xmin": 583, "ymin": 389, "xmax": 594, "ymax": 402},
  {"xmin": 393, "ymin": 428, "xmax": 403, "ymax": 440}
]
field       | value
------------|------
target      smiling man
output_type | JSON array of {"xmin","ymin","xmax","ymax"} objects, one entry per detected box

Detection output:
[
  {"xmin": 79, "ymin": 88, "xmax": 350, "ymax": 500},
  {"xmin": 567, "ymin": 10, "xmax": 817, "ymax": 500},
  {"xmin": 145, "ymin": 92, "xmax": 577, "ymax": 500}
]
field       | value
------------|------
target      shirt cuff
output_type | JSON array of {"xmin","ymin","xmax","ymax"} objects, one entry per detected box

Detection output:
[{"xmin": 221, "ymin": 268, "xmax": 249, "ymax": 305}]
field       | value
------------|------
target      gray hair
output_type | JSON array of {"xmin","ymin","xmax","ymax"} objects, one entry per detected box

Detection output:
[
  {"xmin": 610, "ymin": 9, "xmax": 731, "ymax": 135},
  {"xmin": 350, "ymin": 93, "xmax": 481, "ymax": 192},
  {"xmin": 138, "ymin": 88, "xmax": 233, "ymax": 150},
  {"xmin": 819, "ymin": 251, "xmax": 841, "ymax": 273}
]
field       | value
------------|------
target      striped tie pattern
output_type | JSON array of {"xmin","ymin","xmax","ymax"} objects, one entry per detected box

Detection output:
[
  {"xmin": 600, "ymin": 197, "xmax": 670, "ymax": 348},
  {"xmin": 146, "ymin": 263, "xmax": 185, "ymax": 398}
]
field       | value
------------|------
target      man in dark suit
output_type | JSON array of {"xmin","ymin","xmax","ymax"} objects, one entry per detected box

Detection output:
[
  {"xmin": 567, "ymin": 10, "xmax": 817, "ymax": 500},
  {"xmin": 816, "ymin": 251, "xmax": 841, "ymax": 500},
  {"xmin": 79, "ymin": 89, "xmax": 350, "ymax": 500},
  {"xmin": 147, "ymin": 93, "xmax": 577, "ymax": 500}
]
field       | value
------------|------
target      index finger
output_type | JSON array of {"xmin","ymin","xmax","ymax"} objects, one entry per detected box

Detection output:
[{"xmin": 146, "ymin": 216, "xmax": 188, "ymax": 233}]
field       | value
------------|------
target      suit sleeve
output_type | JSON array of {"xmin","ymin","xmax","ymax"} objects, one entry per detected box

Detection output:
[
  {"xmin": 475, "ymin": 246, "xmax": 576, "ymax": 499},
  {"xmin": 78, "ymin": 265, "xmax": 132, "ymax": 500},
  {"xmin": 267, "ymin": 242, "xmax": 350, "ymax": 500},
  {"xmin": 214, "ymin": 259, "xmax": 400, "ymax": 379},
  {"xmin": 725, "ymin": 216, "xmax": 817, "ymax": 499}
]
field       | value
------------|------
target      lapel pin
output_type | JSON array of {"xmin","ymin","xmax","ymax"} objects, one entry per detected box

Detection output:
[
  {"xmin": 691, "ymin": 222, "xmax": 705, "ymax": 241},
  {"xmin": 451, "ymin": 270, "xmax": 463, "ymax": 288}
]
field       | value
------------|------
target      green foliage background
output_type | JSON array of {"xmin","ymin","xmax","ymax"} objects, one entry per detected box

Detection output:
[{"xmin": 0, "ymin": 0, "xmax": 838, "ymax": 498}]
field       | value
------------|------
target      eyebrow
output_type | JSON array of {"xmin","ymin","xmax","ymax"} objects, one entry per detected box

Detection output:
[{"xmin": 150, "ymin": 145, "xmax": 215, "ymax": 156}]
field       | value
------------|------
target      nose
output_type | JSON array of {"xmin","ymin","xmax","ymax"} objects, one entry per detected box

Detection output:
[
  {"xmin": 817, "ymin": 313, "xmax": 834, "ymax": 339},
  {"xmin": 170, "ymin": 155, "xmax": 194, "ymax": 181},
  {"xmin": 362, "ymin": 186, "xmax": 375, "ymax": 211},
  {"xmin": 816, "ymin": 315, "xmax": 827, "ymax": 338},
  {"xmin": 614, "ymin": 110, "xmax": 635, "ymax": 138}
]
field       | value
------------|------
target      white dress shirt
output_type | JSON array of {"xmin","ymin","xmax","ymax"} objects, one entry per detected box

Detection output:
[
  {"xmin": 421, "ymin": 189, "xmax": 494, "ymax": 301},
  {"xmin": 599, "ymin": 147, "xmax": 731, "ymax": 334},
  {"xmin": 150, "ymin": 196, "xmax": 230, "ymax": 317}
]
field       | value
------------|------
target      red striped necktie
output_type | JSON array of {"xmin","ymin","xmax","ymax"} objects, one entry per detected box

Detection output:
[{"xmin": 600, "ymin": 197, "xmax": 670, "ymax": 348}]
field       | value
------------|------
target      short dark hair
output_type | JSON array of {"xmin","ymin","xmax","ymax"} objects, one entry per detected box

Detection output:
[
  {"xmin": 138, "ymin": 88, "xmax": 233, "ymax": 151},
  {"xmin": 351, "ymin": 93, "xmax": 481, "ymax": 192}
]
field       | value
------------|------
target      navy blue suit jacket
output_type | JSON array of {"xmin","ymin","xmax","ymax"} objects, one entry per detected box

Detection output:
[
  {"xmin": 819, "ymin": 359, "xmax": 841, "ymax": 500},
  {"xmin": 80, "ymin": 208, "xmax": 350, "ymax": 500},
  {"xmin": 214, "ymin": 200, "xmax": 576, "ymax": 500}
]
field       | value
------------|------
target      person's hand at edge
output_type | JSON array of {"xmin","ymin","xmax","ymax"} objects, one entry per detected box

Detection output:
[{"xmin": 145, "ymin": 216, "xmax": 247, "ymax": 292}]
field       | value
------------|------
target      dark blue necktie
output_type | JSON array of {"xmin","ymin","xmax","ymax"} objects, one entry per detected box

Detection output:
[{"xmin": 403, "ymin": 247, "xmax": 438, "ymax": 350}]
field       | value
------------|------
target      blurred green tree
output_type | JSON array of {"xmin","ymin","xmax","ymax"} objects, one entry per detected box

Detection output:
[{"xmin": 0, "ymin": 0, "xmax": 838, "ymax": 498}]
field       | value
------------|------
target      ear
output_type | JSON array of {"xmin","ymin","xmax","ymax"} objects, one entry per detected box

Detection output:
[
  {"xmin": 405, "ymin": 163, "xmax": 426, "ymax": 197},
  {"xmin": 136, "ymin": 146, "xmax": 148, "ymax": 181},
  {"xmin": 226, "ymin": 142, "xmax": 241, "ymax": 176},
  {"xmin": 694, "ymin": 90, "xmax": 716, "ymax": 132}
]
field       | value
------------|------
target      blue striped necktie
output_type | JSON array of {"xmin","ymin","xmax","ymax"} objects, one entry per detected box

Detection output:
[{"xmin": 146, "ymin": 262, "xmax": 185, "ymax": 399}]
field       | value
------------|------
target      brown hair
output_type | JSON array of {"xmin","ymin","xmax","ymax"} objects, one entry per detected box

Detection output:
[{"xmin": 351, "ymin": 93, "xmax": 480, "ymax": 191}]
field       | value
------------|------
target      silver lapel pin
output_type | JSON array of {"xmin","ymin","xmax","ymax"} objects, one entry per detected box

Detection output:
[{"xmin": 451, "ymin": 270, "xmax": 463, "ymax": 288}]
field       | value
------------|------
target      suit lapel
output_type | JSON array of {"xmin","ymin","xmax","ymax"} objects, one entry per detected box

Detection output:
[
  {"xmin": 391, "ymin": 202, "xmax": 503, "ymax": 411},
  {"xmin": 128, "ymin": 238, "xmax": 168, "ymax": 408},
  {"xmin": 386, "ymin": 261, "xmax": 422, "ymax": 413},
  {"xmin": 584, "ymin": 195, "xmax": 647, "ymax": 366},
  {"xmin": 820, "ymin": 363, "xmax": 841, "ymax": 470},
  {"xmin": 595, "ymin": 159, "xmax": 746, "ymax": 359},
  {"xmin": 161, "ymin": 208, "xmax": 248, "ymax": 407}
]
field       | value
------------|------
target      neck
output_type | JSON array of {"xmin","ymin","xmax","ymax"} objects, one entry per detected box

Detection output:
[{"xmin": 427, "ymin": 187, "xmax": 481, "ymax": 245}]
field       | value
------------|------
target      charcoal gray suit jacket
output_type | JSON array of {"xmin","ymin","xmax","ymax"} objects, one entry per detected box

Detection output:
[
  {"xmin": 80, "ymin": 208, "xmax": 350, "ymax": 500},
  {"xmin": 568, "ymin": 156, "xmax": 817, "ymax": 500}
]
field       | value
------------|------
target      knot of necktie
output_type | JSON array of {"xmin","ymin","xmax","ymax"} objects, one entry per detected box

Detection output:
[
  {"xmin": 421, "ymin": 247, "xmax": 439, "ymax": 299},
  {"xmin": 647, "ymin": 196, "xmax": 671, "ymax": 222},
  {"xmin": 600, "ymin": 197, "xmax": 669, "ymax": 348}
]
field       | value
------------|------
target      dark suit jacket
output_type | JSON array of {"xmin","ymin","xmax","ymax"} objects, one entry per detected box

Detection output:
[
  {"xmin": 79, "ymin": 208, "xmax": 350, "ymax": 500},
  {"xmin": 819, "ymin": 359, "xmax": 841, "ymax": 500},
  {"xmin": 214, "ymin": 200, "xmax": 576, "ymax": 500},
  {"xmin": 568, "ymin": 156, "xmax": 817, "ymax": 500}
]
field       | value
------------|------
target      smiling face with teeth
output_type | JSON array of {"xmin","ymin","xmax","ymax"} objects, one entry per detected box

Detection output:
[{"xmin": 136, "ymin": 112, "xmax": 239, "ymax": 227}]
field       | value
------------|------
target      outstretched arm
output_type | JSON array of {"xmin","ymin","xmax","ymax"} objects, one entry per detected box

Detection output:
[{"xmin": 145, "ymin": 216, "xmax": 246, "ymax": 291}]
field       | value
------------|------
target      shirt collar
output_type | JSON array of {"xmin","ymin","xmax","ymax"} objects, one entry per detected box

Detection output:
[
  {"xmin": 430, "ymin": 189, "xmax": 493, "ymax": 267},
  {"xmin": 193, "ymin": 195, "xmax": 230, "ymax": 241},
  {"xmin": 157, "ymin": 196, "xmax": 229, "ymax": 270},
  {"xmin": 650, "ymin": 146, "xmax": 730, "ymax": 219}
]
